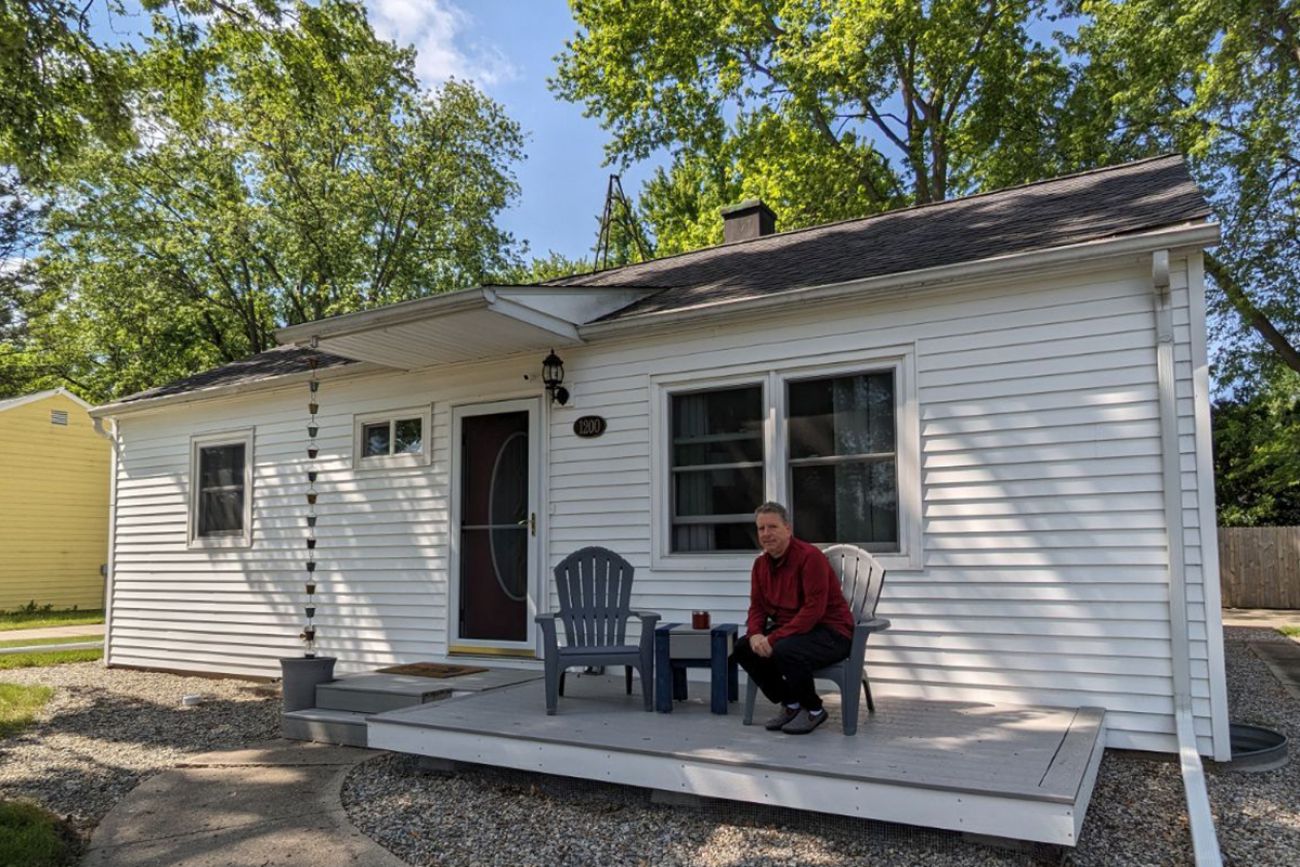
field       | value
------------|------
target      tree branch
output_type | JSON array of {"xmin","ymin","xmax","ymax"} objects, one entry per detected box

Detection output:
[{"xmin": 1207, "ymin": 252, "xmax": 1300, "ymax": 374}]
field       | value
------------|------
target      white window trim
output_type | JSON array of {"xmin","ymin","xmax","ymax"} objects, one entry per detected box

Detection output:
[
  {"xmin": 352, "ymin": 405, "xmax": 433, "ymax": 468},
  {"xmin": 188, "ymin": 428, "xmax": 255, "ymax": 549},
  {"xmin": 650, "ymin": 345, "xmax": 921, "ymax": 572}
]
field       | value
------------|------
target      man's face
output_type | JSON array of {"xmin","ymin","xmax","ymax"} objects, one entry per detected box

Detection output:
[{"xmin": 756, "ymin": 512, "xmax": 793, "ymax": 558}]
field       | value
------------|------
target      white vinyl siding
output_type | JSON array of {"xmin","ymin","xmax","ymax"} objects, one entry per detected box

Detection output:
[{"xmin": 104, "ymin": 253, "xmax": 1225, "ymax": 756}]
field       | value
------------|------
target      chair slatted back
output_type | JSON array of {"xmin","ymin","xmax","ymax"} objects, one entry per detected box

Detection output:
[
  {"xmin": 822, "ymin": 544, "xmax": 887, "ymax": 621},
  {"xmin": 553, "ymin": 546, "xmax": 635, "ymax": 647}
]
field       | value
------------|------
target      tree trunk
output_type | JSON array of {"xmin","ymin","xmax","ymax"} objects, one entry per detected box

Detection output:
[{"xmin": 1206, "ymin": 253, "xmax": 1300, "ymax": 374}]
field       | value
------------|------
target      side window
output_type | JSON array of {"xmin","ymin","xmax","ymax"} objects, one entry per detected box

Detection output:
[
  {"xmin": 353, "ymin": 407, "xmax": 431, "ymax": 467},
  {"xmin": 669, "ymin": 385, "xmax": 764, "ymax": 552},
  {"xmin": 787, "ymin": 371, "xmax": 898, "ymax": 551},
  {"xmin": 189, "ymin": 430, "xmax": 254, "ymax": 547}
]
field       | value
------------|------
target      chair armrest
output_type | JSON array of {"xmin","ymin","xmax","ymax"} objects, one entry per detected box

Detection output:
[
  {"xmin": 854, "ymin": 617, "xmax": 890, "ymax": 638},
  {"xmin": 534, "ymin": 613, "xmax": 559, "ymax": 624},
  {"xmin": 629, "ymin": 610, "xmax": 661, "ymax": 626}
]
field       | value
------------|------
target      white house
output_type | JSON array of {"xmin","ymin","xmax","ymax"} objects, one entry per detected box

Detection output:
[{"xmin": 90, "ymin": 154, "xmax": 1230, "ymax": 768}]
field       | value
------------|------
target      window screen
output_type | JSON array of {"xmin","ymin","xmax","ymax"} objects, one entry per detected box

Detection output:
[{"xmin": 197, "ymin": 443, "xmax": 246, "ymax": 536}]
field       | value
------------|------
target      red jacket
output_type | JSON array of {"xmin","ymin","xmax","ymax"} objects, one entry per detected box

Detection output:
[{"xmin": 746, "ymin": 537, "xmax": 855, "ymax": 645}]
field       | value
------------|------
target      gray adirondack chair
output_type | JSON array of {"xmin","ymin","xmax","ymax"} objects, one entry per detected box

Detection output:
[
  {"xmin": 535, "ymin": 546, "xmax": 660, "ymax": 715},
  {"xmin": 742, "ymin": 543, "xmax": 890, "ymax": 735}
]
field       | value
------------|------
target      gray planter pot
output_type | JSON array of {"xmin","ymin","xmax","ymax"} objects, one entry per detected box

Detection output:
[{"xmin": 280, "ymin": 656, "xmax": 337, "ymax": 712}]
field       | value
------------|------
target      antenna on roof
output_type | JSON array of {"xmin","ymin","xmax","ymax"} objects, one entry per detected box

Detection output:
[{"xmin": 593, "ymin": 174, "xmax": 651, "ymax": 272}]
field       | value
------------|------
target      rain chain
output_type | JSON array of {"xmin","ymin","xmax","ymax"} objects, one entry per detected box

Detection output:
[{"xmin": 302, "ymin": 341, "xmax": 321, "ymax": 657}]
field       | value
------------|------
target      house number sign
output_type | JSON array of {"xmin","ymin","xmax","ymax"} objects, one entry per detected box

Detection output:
[{"xmin": 573, "ymin": 415, "xmax": 607, "ymax": 438}]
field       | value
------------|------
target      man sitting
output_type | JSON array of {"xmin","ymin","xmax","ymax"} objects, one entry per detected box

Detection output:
[{"xmin": 733, "ymin": 502, "xmax": 854, "ymax": 734}]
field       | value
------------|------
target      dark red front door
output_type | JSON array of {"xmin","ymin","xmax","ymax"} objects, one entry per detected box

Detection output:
[{"xmin": 458, "ymin": 410, "xmax": 530, "ymax": 642}]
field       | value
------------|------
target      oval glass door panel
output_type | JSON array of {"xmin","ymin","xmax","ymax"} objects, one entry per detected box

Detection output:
[{"xmin": 459, "ymin": 411, "xmax": 529, "ymax": 641}]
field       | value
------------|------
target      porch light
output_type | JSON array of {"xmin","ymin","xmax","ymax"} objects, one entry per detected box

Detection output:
[{"xmin": 542, "ymin": 349, "xmax": 569, "ymax": 406}]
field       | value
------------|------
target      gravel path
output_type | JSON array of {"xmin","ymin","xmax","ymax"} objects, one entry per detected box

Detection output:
[
  {"xmin": 344, "ymin": 628, "xmax": 1300, "ymax": 866},
  {"xmin": 0, "ymin": 663, "xmax": 280, "ymax": 842}
]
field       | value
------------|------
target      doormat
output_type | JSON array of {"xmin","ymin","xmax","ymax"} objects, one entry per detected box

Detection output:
[{"xmin": 377, "ymin": 662, "xmax": 490, "ymax": 678}]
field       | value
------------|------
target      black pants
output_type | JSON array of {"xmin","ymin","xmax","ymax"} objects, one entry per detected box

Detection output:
[{"xmin": 734, "ymin": 625, "xmax": 852, "ymax": 712}]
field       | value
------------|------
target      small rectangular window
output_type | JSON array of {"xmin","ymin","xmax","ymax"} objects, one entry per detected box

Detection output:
[
  {"xmin": 353, "ymin": 407, "xmax": 431, "ymax": 467},
  {"xmin": 787, "ymin": 371, "xmax": 898, "ymax": 550},
  {"xmin": 189, "ymin": 429, "xmax": 254, "ymax": 548},
  {"xmin": 669, "ymin": 385, "xmax": 764, "ymax": 552}
]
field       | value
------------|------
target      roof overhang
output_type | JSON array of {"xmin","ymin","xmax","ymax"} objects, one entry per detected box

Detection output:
[{"xmin": 274, "ymin": 285, "xmax": 656, "ymax": 370}]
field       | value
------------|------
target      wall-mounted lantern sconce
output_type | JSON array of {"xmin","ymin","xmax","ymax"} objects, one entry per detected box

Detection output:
[{"xmin": 542, "ymin": 349, "xmax": 569, "ymax": 406}]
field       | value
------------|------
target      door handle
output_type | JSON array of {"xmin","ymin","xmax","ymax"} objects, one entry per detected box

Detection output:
[{"xmin": 517, "ymin": 513, "xmax": 536, "ymax": 536}]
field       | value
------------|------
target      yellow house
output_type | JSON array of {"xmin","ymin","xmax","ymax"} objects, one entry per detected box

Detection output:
[{"xmin": 0, "ymin": 388, "xmax": 109, "ymax": 612}]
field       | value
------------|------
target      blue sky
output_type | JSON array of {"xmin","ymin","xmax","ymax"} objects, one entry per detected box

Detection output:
[{"xmin": 363, "ymin": 1, "xmax": 666, "ymax": 262}]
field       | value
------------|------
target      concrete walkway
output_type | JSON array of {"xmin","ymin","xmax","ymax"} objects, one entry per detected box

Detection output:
[
  {"xmin": 0, "ymin": 623, "xmax": 104, "ymax": 642},
  {"xmin": 82, "ymin": 740, "xmax": 406, "ymax": 867},
  {"xmin": 1221, "ymin": 609, "xmax": 1300, "ymax": 629}
]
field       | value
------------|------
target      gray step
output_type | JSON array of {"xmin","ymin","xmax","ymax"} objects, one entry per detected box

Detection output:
[
  {"xmin": 281, "ymin": 708, "xmax": 369, "ymax": 747},
  {"xmin": 315, "ymin": 673, "xmax": 455, "ymax": 714}
]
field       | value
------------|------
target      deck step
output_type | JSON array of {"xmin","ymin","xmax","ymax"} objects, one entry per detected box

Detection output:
[
  {"xmin": 315, "ymin": 673, "xmax": 455, "ymax": 714},
  {"xmin": 282, "ymin": 707, "xmax": 370, "ymax": 747}
]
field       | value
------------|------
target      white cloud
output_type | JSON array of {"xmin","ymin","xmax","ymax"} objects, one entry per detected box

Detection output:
[{"xmin": 366, "ymin": 0, "xmax": 517, "ymax": 88}]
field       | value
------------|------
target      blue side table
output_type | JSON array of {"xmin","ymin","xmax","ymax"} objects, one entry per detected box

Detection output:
[{"xmin": 654, "ymin": 623, "xmax": 740, "ymax": 714}]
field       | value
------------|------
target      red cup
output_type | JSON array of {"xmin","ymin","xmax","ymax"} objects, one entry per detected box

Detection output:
[{"xmin": 692, "ymin": 610, "xmax": 710, "ymax": 629}]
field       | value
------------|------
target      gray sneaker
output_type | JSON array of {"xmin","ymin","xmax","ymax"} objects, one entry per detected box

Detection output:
[
  {"xmin": 763, "ymin": 706, "xmax": 800, "ymax": 731},
  {"xmin": 781, "ymin": 708, "xmax": 829, "ymax": 734}
]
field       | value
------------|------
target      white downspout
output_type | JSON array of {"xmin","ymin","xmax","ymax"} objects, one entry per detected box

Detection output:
[
  {"xmin": 92, "ymin": 416, "xmax": 120, "ymax": 668},
  {"xmin": 1151, "ymin": 250, "xmax": 1222, "ymax": 866}
]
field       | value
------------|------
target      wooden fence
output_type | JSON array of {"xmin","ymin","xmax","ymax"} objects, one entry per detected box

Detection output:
[{"xmin": 1218, "ymin": 526, "xmax": 1300, "ymax": 609}]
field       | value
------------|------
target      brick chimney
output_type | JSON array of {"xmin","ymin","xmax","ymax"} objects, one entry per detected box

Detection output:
[{"xmin": 720, "ymin": 199, "xmax": 777, "ymax": 244}]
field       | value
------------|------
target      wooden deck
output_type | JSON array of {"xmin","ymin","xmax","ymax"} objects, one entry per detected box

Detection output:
[{"xmin": 367, "ymin": 674, "xmax": 1106, "ymax": 846}]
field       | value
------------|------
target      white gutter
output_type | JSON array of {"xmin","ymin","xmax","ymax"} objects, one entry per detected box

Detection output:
[
  {"xmin": 275, "ymin": 286, "xmax": 492, "ymax": 345},
  {"xmin": 581, "ymin": 222, "xmax": 1221, "ymax": 338},
  {"xmin": 1151, "ymin": 249, "xmax": 1222, "ymax": 866},
  {"xmin": 91, "ymin": 417, "xmax": 119, "ymax": 667}
]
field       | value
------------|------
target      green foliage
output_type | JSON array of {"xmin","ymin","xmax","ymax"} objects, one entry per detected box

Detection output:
[
  {"xmin": 0, "ymin": 799, "xmax": 75, "ymax": 867},
  {"xmin": 555, "ymin": 0, "xmax": 1082, "ymax": 251},
  {"xmin": 0, "ymin": 608, "xmax": 103, "ymax": 629},
  {"xmin": 495, "ymin": 250, "xmax": 593, "ymax": 284},
  {"xmin": 0, "ymin": 683, "xmax": 54, "ymax": 738},
  {"xmin": 11, "ymin": 0, "xmax": 523, "ymax": 401},
  {"xmin": 0, "ymin": 648, "xmax": 103, "ymax": 670},
  {"xmin": 1213, "ymin": 369, "xmax": 1300, "ymax": 526},
  {"xmin": 1069, "ymin": 0, "xmax": 1300, "ymax": 388}
]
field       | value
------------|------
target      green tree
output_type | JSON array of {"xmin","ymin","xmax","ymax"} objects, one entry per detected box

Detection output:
[
  {"xmin": 1212, "ymin": 369, "xmax": 1300, "ymax": 526},
  {"xmin": 554, "ymin": 0, "xmax": 1079, "ymax": 252},
  {"xmin": 1068, "ymin": 0, "xmax": 1300, "ymax": 385},
  {"xmin": 19, "ymin": 0, "xmax": 523, "ymax": 400}
]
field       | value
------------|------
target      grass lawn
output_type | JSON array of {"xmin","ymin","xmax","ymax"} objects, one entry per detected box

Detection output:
[
  {"xmin": 0, "ymin": 635, "xmax": 102, "ymax": 649},
  {"xmin": 0, "ymin": 682, "xmax": 53, "ymax": 738},
  {"xmin": 0, "ymin": 800, "xmax": 77, "ymax": 867},
  {"xmin": 1279, "ymin": 625, "xmax": 1300, "ymax": 638},
  {"xmin": 0, "ymin": 648, "xmax": 103, "ymax": 671},
  {"xmin": 0, "ymin": 609, "xmax": 104, "ymax": 631}
]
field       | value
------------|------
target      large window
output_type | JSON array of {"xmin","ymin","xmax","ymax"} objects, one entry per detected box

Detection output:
[
  {"xmin": 670, "ymin": 385, "xmax": 764, "ymax": 552},
  {"xmin": 787, "ymin": 371, "xmax": 898, "ymax": 551},
  {"xmin": 189, "ymin": 429, "xmax": 254, "ymax": 548},
  {"xmin": 657, "ymin": 353, "xmax": 916, "ymax": 565}
]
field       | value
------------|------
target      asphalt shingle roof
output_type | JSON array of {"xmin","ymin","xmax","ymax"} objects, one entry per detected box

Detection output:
[
  {"xmin": 106, "ymin": 154, "xmax": 1209, "ymax": 408},
  {"xmin": 115, "ymin": 345, "xmax": 357, "ymax": 405},
  {"xmin": 546, "ymin": 153, "xmax": 1210, "ymax": 321}
]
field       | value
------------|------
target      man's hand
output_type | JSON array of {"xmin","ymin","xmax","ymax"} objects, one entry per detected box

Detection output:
[{"xmin": 749, "ymin": 633, "xmax": 773, "ymax": 658}]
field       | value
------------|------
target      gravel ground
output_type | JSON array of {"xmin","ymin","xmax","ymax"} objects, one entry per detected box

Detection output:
[
  {"xmin": 0, "ymin": 663, "xmax": 280, "ymax": 841},
  {"xmin": 344, "ymin": 628, "xmax": 1300, "ymax": 866}
]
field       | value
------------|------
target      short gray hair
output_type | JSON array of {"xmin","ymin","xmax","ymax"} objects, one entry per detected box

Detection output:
[{"xmin": 754, "ymin": 501, "xmax": 790, "ymax": 524}]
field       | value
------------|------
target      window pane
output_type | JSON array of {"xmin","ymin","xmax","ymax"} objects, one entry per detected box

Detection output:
[
  {"xmin": 199, "ymin": 489, "xmax": 243, "ymax": 535},
  {"xmin": 362, "ymin": 422, "xmax": 390, "ymax": 457},
  {"xmin": 673, "ymin": 522, "xmax": 758, "ymax": 553},
  {"xmin": 674, "ymin": 466, "xmax": 764, "ymax": 518},
  {"xmin": 199, "ymin": 444, "xmax": 244, "ymax": 489},
  {"xmin": 791, "ymin": 459, "xmax": 898, "ymax": 549},
  {"xmin": 672, "ymin": 386, "xmax": 763, "ymax": 466},
  {"xmin": 788, "ymin": 372, "xmax": 894, "ymax": 459},
  {"xmin": 394, "ymin": 418, "xmax": 423, "ymax": 455}
]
